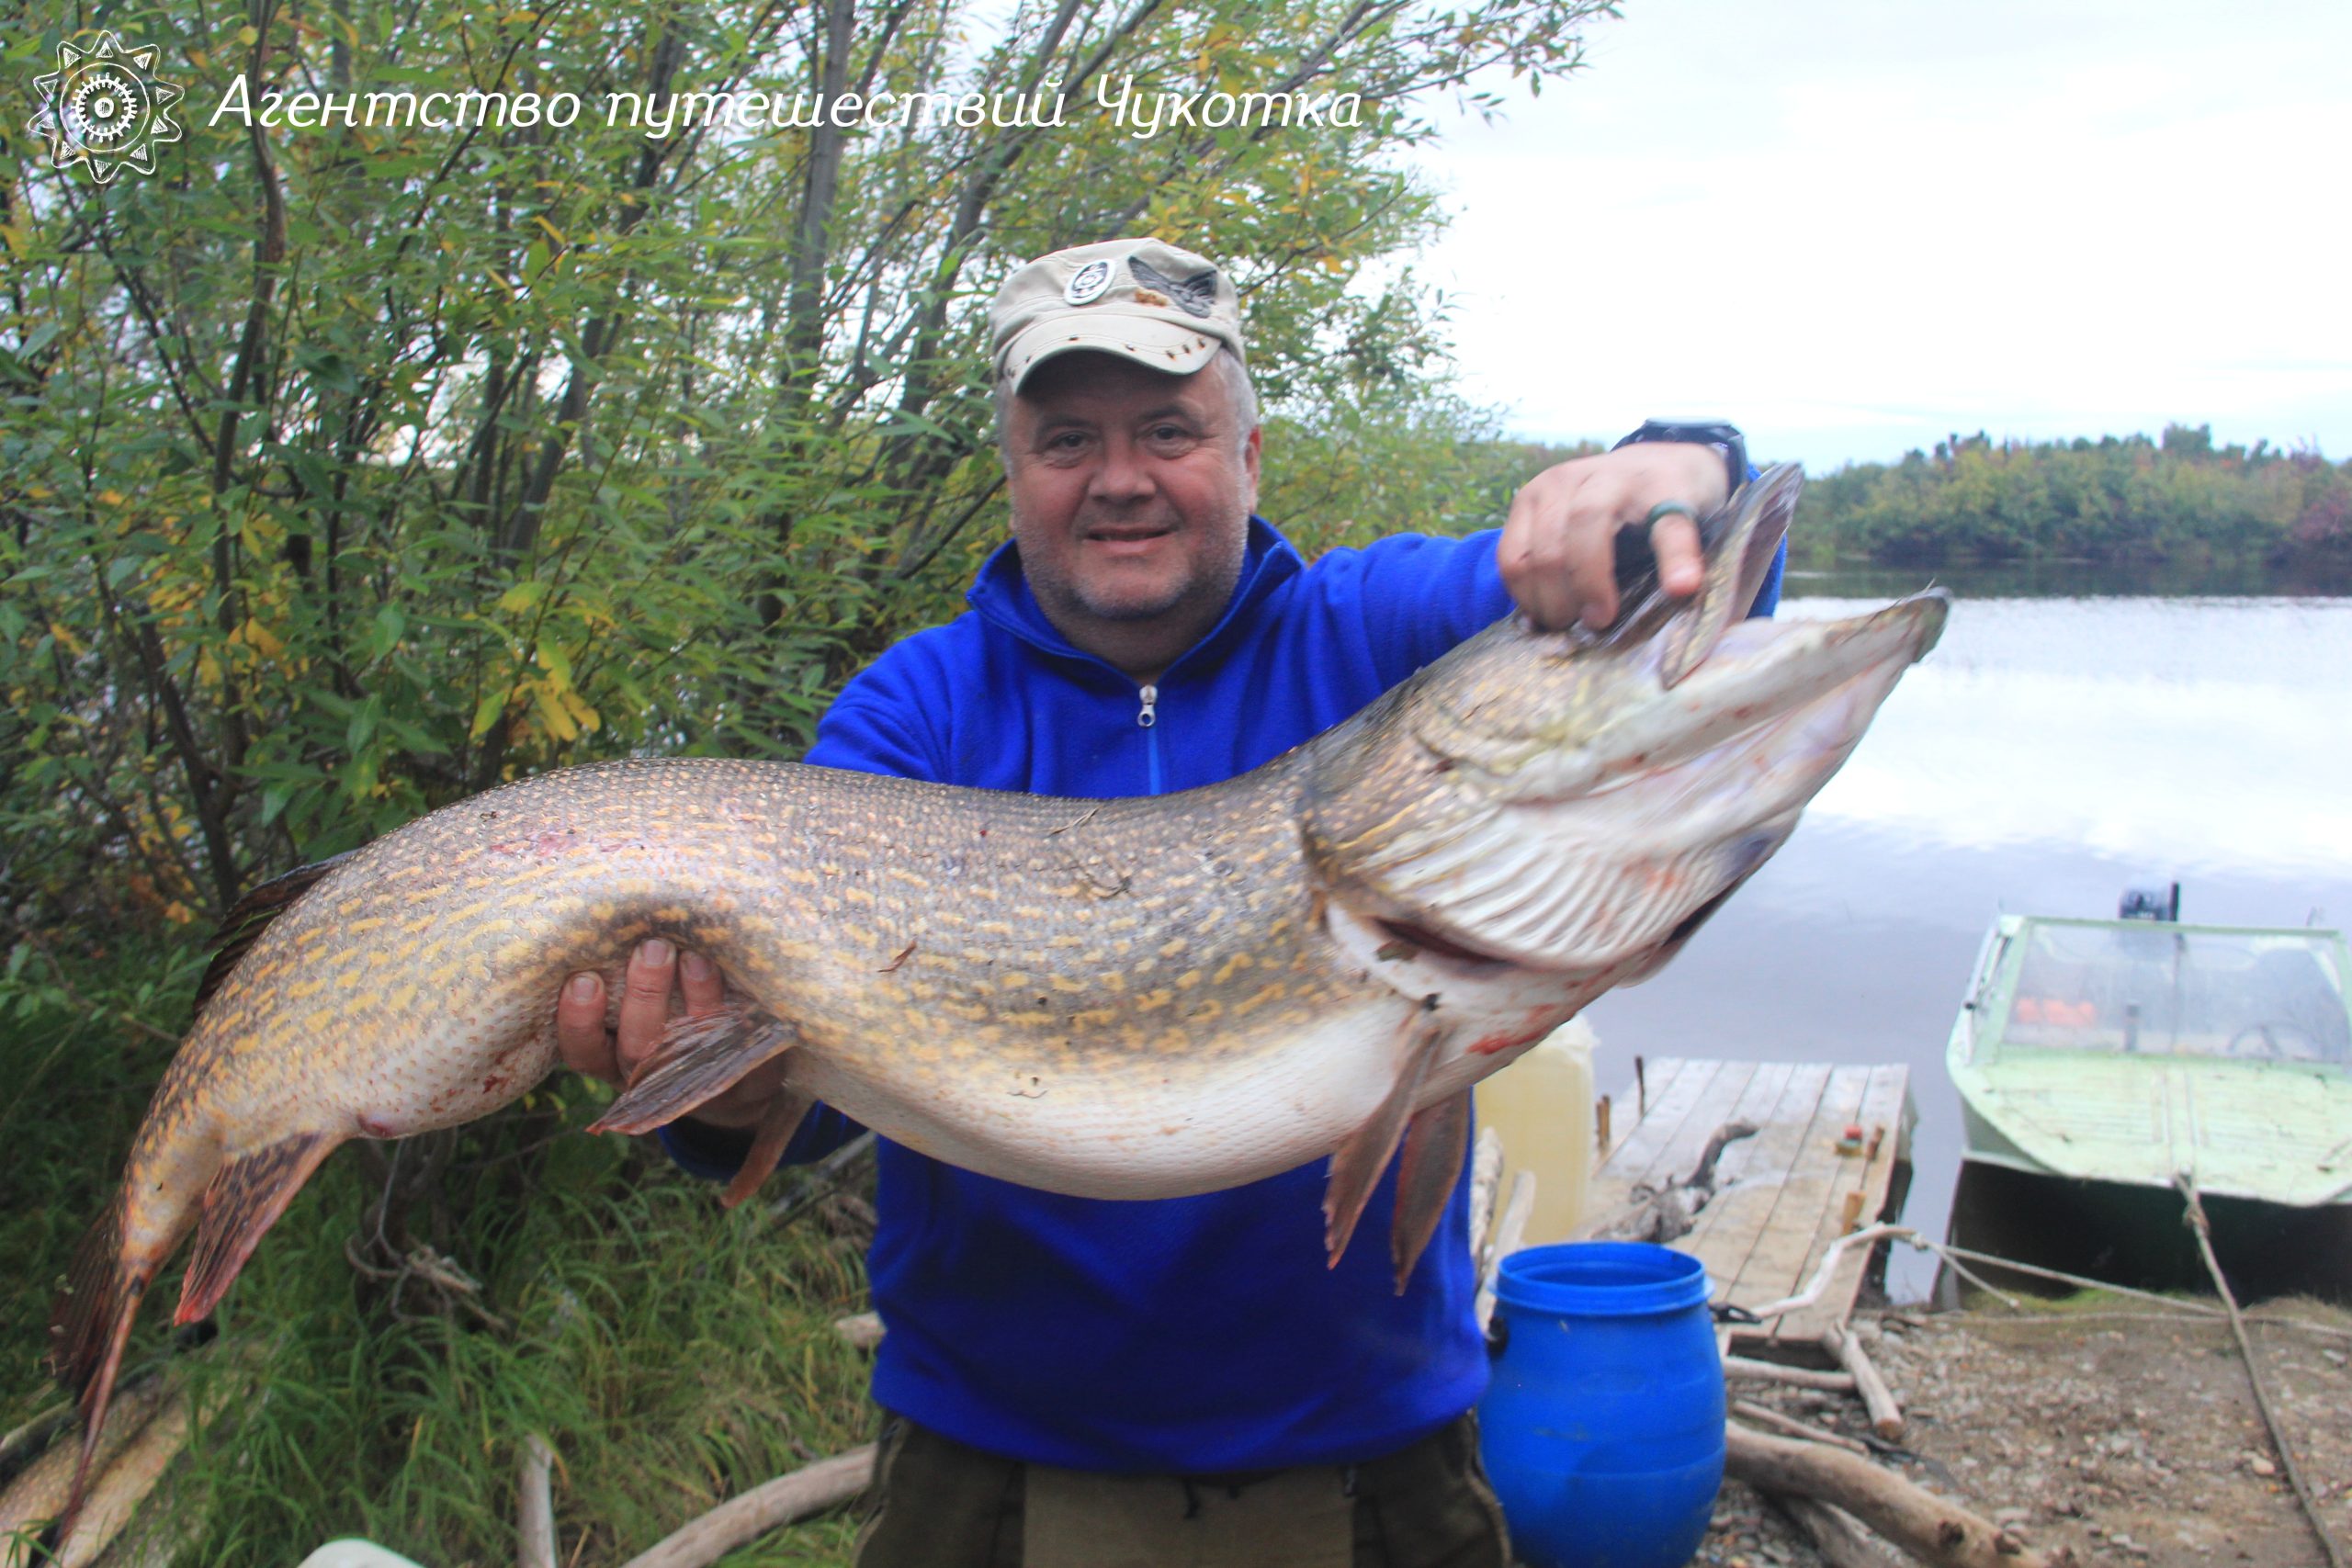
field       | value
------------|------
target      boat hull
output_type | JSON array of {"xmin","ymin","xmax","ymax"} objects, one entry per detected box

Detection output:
[{"xmin": 1945, "ymin": 1156, "xmax": 2352, "ymax": 1305}]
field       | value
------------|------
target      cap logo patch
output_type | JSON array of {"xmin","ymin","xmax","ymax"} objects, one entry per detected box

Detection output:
[
  {"xmin": 1130, "ymin": 257, "xmax": 1218, "ymax": 319},
  {"xmin": 1064, "ymin": 259, "xmax": 1114, "ymax": 305}
]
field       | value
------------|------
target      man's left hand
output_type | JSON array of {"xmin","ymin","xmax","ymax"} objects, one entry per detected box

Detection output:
[{"xmin": 1498, "ymin": 442, "xmax": 1732, "ymax": 633}]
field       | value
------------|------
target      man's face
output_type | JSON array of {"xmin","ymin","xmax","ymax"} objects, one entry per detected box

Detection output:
[{"xmin": 1002, "ymin": 352, "xmax": 1261, "ymax": 660}]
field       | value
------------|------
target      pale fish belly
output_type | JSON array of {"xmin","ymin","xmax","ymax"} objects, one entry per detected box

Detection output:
[{"xmin": 781, "ymin": 995, "xmax": 1422, "ymax": 1201}]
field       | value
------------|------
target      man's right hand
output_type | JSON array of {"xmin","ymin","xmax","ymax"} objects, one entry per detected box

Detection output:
[{"xmin": 556, "ymin": 940, "xmax": 790, "ymax": 1129}]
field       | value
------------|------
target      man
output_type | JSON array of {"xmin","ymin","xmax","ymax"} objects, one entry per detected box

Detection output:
[{"xmin": 555, "ymin": 238, "xmax": 1778, "ymax": 1566}]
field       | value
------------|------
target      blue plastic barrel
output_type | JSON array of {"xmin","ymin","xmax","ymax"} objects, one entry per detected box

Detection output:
[{"xmin": 1477, "ymin": 1241, "xmax": 1725, "ymax": 1568}]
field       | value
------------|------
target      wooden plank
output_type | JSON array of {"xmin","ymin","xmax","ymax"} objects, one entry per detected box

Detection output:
[
  {"xmin": 1582, "ymin": 1056, "xmax": 1916, "ymax": 1351},
  {"xmin": 1685, "ymin": 1062, "xmax": 1835, "ymax": 1303},
  {"xmin": 1728, "ymin": 1063, "xmax": 1877, "ymax": 1333},
  {"xmin": 1774, "ymin": 1066, "xmax": 1913, "ymax": 1344},
  {"xmin": 1590, "ymin": 1057, "xmax": 1718, "ymax": 1195},
  {"xmin": 1674, "ymin": 1053, "xmax": 1796, "ymax": 1259},
  {"xmin": 1623, "ymin": 1058, "xmax": 1761, "ymax": 1192},
  {"xmin": 1624, "ymin": 1055, "xmax": 1690, "ymax": 1134}
]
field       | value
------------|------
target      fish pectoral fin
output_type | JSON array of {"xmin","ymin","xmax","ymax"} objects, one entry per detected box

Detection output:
[
  {"xmin": 1323, "ymin": 1012, "xmax": 1447, "ymax": 1270},
  {"xmin": 176, "ymin": 1130, "xmax": 342, "ymax": 1326},
  {"xmin": 1390, "ymin": 1088, "xmax": 1471, "ymax": 1294},
  {"xmin": 588, "ymin": 1005, "xmax": 801, "ymax": 1137},
  {"xmin": 719, "ymin": 1087, "xmax": 819, "ymax": 1209}
]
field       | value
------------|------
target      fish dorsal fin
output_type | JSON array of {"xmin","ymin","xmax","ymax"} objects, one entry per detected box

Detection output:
[{"xmin": 193, "ymin": 851, "xmax": 356, "ymax": 1015}]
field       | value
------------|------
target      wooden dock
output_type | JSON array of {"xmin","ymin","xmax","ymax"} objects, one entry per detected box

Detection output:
[{"xmin": 1585, "ymin": 1058, "xmax": 1915, "ymax": 1357}]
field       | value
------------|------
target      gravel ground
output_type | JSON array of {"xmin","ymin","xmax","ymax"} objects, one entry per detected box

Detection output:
[{"xmin": 1696, "ymin": 1300, "xmax": 2352, "ymax": 1568}]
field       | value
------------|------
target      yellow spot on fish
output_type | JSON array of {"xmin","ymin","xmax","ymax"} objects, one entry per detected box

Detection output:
[
  {"xmin": 1159, "ymin": 937, "xmax": 1189, "ymax": 957},
  {"xmin": 1232, "ymin": 982, "xmax": 1288, "ymax": 1020}
]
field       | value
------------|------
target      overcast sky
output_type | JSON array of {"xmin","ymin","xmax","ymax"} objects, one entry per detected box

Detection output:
[{"xmin": 1407, "ymin": 0, "xmax": 2352, "ymax": 470}]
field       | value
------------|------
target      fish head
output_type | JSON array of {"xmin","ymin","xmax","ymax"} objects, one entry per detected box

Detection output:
[{"xmin": 1303, "ymin": 464, "xmax": 1949, "ymax": 989}]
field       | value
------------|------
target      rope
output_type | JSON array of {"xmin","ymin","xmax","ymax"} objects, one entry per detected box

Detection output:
[{"xmin": 2175, "ymin": 1174, "xmax": 2348, "ymax": 1568}]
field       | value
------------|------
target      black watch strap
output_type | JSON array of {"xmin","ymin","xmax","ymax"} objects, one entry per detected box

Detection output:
[{"xmin": 1612, "ymin": 420, "xmax": 1748, "ymax": 499}]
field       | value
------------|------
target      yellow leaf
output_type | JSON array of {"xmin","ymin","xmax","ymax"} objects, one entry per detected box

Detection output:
[
  {"xmin": 98, "ymin": 490, "xmax": 125, "ymax": 505},
  {"xmin": 237, "ymin": 24, "xmax": 259, "ymax": 43},
  {"xmin": 243, "ymin": 619, "xmax": 286, "ymax": 660},
  {"xmin": 531, "ymin": 682, "xmax": 578, "ymax": 742},
  {"xmin": 559, "ymin": 687, "xmax": 600, "ymax": 733}
]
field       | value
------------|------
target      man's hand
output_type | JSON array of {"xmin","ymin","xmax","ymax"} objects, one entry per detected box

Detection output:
[
  {"xmin": 1498, "ymin": 442, "xmax": 1733, "ymax": 633},
  {"xmin": 556, "ymin": 941, "xmax": 789, "ymax": 1129}
]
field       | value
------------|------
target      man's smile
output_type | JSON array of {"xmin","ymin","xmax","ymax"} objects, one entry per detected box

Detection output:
[{"xmin": 1081, "ymin": 522, "xmax": 1177, "ymax": 553}]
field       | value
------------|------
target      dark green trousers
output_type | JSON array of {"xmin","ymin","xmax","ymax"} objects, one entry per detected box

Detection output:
[{"xmin": 854, "ymin": 1409, "xmax": 1511, "ymax": 1568}]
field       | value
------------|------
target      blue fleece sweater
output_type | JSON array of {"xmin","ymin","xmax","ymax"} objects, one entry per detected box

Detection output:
[{"xmin": 667, "ymin": 515, "xmax": 1782, "ymax": 1472}]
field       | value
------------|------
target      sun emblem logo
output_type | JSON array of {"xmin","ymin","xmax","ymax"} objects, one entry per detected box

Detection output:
[{"xmin": 28, "ymin": 31, "xmax": 186, "ymax": 185}]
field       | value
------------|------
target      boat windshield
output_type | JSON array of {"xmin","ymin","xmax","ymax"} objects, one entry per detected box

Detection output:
[{"xmin": 2000, "ymin": 925, "xmax": 2352, "ymax": 1066}]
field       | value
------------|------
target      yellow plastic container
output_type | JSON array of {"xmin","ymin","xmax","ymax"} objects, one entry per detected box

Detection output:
[{"xmin": 1471, "ymin": 1020, "xmax": 1598, "ymax": 1246}]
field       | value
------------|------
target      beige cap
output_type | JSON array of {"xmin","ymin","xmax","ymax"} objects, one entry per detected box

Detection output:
[{"xmin": 989, "ymin": 238, "xmax": 1245, "ymax": 391}]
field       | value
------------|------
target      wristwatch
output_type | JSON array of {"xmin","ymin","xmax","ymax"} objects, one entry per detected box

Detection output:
[{"xmin": 1612, "ymin": 420, "xmax": 1748, "ymax": 500}]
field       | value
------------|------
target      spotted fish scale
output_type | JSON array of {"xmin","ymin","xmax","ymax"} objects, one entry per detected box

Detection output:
[{"xmin": 44, "ymin": 466, "xmax": 1948, "ymax": 1548}]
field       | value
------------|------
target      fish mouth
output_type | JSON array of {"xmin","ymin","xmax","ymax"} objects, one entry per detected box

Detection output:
[{"xmin": 1335, "ymin": 590, "xmax": 1951, "ymax": 977}]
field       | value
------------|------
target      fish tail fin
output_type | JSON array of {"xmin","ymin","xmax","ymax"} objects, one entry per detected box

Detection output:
[
  {"xmin": 46, "ymin": 1191, "xmax": 153, "ymax": 1547},
  {"xmin": 1389, "ymin": 1089, "xmax": 1471, "ymax": 1293},
  {"xmin": 719, "ymin": 1086, "xmax": 817, "ymax": 1209},
  {"xmin": 588, "ymin": 1005, "xmax": 800, "ymax": 1136},
  {"xmin": 175, "ymin": 1130, "xmax": 340, "ymax": 1325},
  {"xmin": 1323, "ymin": 1012, "xmax": 1446, "ymax": 1269}
]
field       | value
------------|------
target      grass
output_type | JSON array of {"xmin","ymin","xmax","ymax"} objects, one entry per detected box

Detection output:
[{"xmin": 2, "ymin": 939, "xmax": 877, "ymax": 1566}]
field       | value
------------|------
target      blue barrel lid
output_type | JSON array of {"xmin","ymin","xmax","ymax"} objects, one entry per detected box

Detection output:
[{"xmin": 1495, "ymin": 1240, "xmax": 1713, "ymax": 1317}]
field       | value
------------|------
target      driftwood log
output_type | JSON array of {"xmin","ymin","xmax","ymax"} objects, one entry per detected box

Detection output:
[
  {"xmin": 517, "ymin": 1434, "xmax": 557, "ymax": 1568},
  {"xmin": 1730, "ymin": 1399, "xmax": 1870, "ymax": 1456},
  {"xmin": 617, "ymin": 1446, "xmax": 876, "ymax": 1568},
  {"xmin": 1775, "ymin": 1493, "xmax": 1904, "ymax": 1568},
  {"xmin": 1825, "ymin": 1325, "xmax": 1905, "ymax": 1438},
  {"xmin": 1725, "ymin": 1423, "xmax": 2076, "ymax": 1568},
  {"xmin": 1580, "ymin": 1120, "xmax": 1758, "ymax": 1244},
  {"xmin": 1724, "ymin": 1356, "xmax": 1857, "ymax": 1393},
  {"xmin": 832, "ymin": 1311, "xmax": 886, "ymax": 1351}
]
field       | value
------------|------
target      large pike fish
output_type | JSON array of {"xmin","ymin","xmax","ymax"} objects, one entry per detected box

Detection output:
[{"xmin": 48, "ymin": 466, "xmax": 1946, "ymax": 1538}]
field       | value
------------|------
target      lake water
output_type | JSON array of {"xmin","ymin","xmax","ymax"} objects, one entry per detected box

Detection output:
[{"xmin": 1577, "ymin": 565, "xmax": 2352, "ymax": 1298}]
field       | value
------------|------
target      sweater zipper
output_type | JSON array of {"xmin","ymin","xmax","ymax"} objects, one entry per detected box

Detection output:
[{"xmin": 1137, "ymin": 683, "xmax": 1163, "ymax": 795}]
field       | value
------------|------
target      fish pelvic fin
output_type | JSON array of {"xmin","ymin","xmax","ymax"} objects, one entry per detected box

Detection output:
[
  {"xmin": 1389, "ymin": 1089, "xmax": 1471, "ymax": 1294},
  {"xmin": 1323, "ymin": 1010, "xmax": 1447, "ymax": 1270},
  {"xmin": 193, "ymin": 851, "xmax": 356, "ymax": 1017},
  {"xmin": 587, "ymin": 1004, "xmax": 801, "ymax": 1138},
  {"xmin": 45, "ymin": 1192, "xmax": 155, "ymax": 1550},
  {"xmin": 719, "ymin": 1087, "xmax": 818, "ymax": 1209},
  {"xmin": 176, "ymin": 1130, "xmax": 342, "ymax": 1326}
]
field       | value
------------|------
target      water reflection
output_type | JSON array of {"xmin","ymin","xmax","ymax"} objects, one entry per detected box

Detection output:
[{"xmin": 1582, "ymin": 580, "xmax": 2352, "ymax": 1298}]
